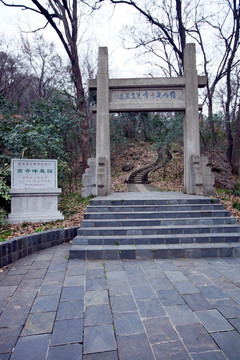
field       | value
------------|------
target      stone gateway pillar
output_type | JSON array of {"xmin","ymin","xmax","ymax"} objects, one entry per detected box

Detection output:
[
  {"xmin": 96, "ymin": 47, "xmax": 111, "ymax": 196},
  {"xmin": 184, "ymin": 43, "xmax": 201, "ymax": 194}
]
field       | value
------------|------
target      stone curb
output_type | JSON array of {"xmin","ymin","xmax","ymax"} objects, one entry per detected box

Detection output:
[{"xmin": 0, "ymin": 226, "xmax": 79, "ymax": 268}]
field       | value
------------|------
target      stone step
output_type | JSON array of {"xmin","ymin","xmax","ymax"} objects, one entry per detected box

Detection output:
[
  {"xmin": 69, "ymin": 242, "xmax": 240, "ymax": 260},
  {"xmin": 90, "ymin": 198, "xmax": 220, "ymax": 206},
  {"xmin": 72, "ymin": 232, "xmax": 240, "ymax": 245},
  {"xmin": 81, "ymin": 217, "xmax": 236, "ymax": 228},
  {"xmin": 70, "ymin": 194, "xmax": 240, "ymax": 260},
  {"xmin": 84, "ymin": 210, "xmax": 230, "ymax": 220},
  {"xmin": 77, "ymin": 224, "xmax": 240, "ymax": 236},
  {"xmin": 87, "ymin": 204, "xmax": 223, "ymax": 213}
]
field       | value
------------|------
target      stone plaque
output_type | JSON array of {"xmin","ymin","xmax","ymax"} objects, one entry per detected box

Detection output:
[
  {"xmin": 109, "ymin": 88, "xmax": 185, "ymax": 112},
  {"xmin": 110, "ymin": 88, "xmax": 184, "ymax": 103},
  {"xmin": 11, "ymin": 159, "xmax": 57, "ymax": 189}
]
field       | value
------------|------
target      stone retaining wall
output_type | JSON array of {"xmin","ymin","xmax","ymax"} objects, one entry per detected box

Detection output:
[{"xmin": 0, "ymin": 226, "xmax": 79, "ymax": 268}]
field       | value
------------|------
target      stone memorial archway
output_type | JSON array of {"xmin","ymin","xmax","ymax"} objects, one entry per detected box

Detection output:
[{"xmin": 84, "ymin": 44, "xmax": 214, "ymax": 197}]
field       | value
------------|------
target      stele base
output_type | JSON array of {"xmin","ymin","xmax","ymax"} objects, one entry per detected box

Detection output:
[{"xmin": 8, "ymin": 188, "xmax": 64, "ymax": 224}]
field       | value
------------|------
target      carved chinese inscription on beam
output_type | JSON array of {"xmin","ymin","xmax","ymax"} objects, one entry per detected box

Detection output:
[{"xmin": 109, "ymin": 88, "xmax": 185, "ymax": 112}]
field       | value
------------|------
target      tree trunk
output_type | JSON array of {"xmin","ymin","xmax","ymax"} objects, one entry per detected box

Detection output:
[
  {"xmin": 225, "ymin": 0, "xmax": 240, "ymax": 166},
  {"xmin": 207, "ymin": 91, "xmax": 217, "ymax": 151},
  {"xmin": 176, "ymin": 0, "xmax": 186, "ymax": 74},
  {"xmin": 225, "ymin": 66, "xmax": 233, "ymax": 165},
  {"xmin": 232, "ymin": 103, "xmax": 240, "ymax": 175},
  {"xmin": 71, "ymin": 52, "xmax": 90, "ymax": 171},
  {"xmin": 208, "ymin": 94, "xmax": 214, "ymax": 133}
]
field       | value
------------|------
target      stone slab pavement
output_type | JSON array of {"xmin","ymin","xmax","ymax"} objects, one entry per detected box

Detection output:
[{"xmin": 1, "ymin": 242, "xmax": 240, "ymax": 360}]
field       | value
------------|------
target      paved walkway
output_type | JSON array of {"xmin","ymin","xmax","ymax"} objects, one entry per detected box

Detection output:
[
  {"xmin": 1, "ymin": 242, "xmax": 240, "ymax": 360},
  {"xmin": 101, "ymin": 187, "xmax": 207, "ymax": 199},
  {"xmin": 127, "ymin": 184, "xmax": 159, "ymax": 192}
]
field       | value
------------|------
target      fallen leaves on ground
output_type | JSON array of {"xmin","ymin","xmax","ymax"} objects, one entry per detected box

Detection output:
[
  {"xmin": 218, "ymin": 195, "xmax": 240, "ymax": 223},
  {"xmin": 150, "ymin": 150, "xmax": 184, "ymax": 192},
  {"xmin": 1, "ymin": 195, "xmax": 87, "ymax": 241},
  {"xmin": 111, "ymin": 141, "xmax": 156, "ymax": 192},
  {"xmin": 2, "ymin": 210, "xmax": 86, "ymax": 241}
]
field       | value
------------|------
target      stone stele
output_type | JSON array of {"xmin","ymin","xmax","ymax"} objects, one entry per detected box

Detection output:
[{"xmin": 8, "ymin": 159, "xmax": 64, "ymax": 224}]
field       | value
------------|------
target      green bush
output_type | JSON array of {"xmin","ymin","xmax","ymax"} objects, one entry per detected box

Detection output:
[
  {"xmin": 233, "ymin": 202, "xmax": 240, "ymax": 211},
  {"xmin": 0, "ymin": 92, "xmax": 83, "ymax": 193},
  {"xmin": 0, "ymin": 165, "xmax": 10, "ymax": 224},
  {"xmin": 235, "ymin": 180, "xmax": 240, "ymax": 192}
]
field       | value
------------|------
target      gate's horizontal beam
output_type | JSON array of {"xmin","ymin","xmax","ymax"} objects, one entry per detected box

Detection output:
[
  {"xmin": 89, "ymin": 75, "xmax": 207, "ymax": 90},
  {"xmin": 90, "ymin": 103, "xmax": 203, "ymax": 113}
]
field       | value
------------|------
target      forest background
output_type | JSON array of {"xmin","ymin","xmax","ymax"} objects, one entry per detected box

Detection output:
[{"xmin": 0, "ymin": 0, "xmax": 240, "ymax": 239}]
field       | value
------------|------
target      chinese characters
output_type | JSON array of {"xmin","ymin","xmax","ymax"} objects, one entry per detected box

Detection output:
[
  {"xmin": 116, "ymin": 90, "xmax": 177, "ymax": 102},
  {"xmin": 13, "ymin": 160, "xmax": 56, "ymax": 188}
]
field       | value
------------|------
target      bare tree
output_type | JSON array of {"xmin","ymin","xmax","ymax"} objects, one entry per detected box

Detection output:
[
  {"xmin": 190, "ymin": 1, "xmax": 240, "ymax": 159},
  {"xmin": 0, "ymin": 0, "xmax": 94, "ymax": 170},
  {"xmin": 110, "ymin": 0, "xmax": 187, "ymax": 75},
  {"xmin": 0, "ymin": 35, "xmax": 68, "ymax": 112},
  {"xmin": 20, "ymin": 34, "xmax": 64, "ymax": 99},
  {"xmin": 0, "ymin": 48, "xmax": 31, "ymax": 111},
  {"xmin": 0, "ymin": 51, "xmax": 19, "ymax": 99}
]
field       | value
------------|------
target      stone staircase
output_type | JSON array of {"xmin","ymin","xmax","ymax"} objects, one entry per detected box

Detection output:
[
  {"xmin": 69, "ymin": 196, "xmax": 240, "ymax": 260},
  {"xmin": 126, "ymin": 146, "xmax": 172, "ymax": 184}
]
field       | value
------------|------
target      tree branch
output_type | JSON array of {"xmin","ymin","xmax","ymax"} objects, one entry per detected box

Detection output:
[
  {"xmin": 110, "ymin": 0, "xmax": 182, "ymax": 60},
  {"xmin": 0, "ymin": 0, "xmax": 42, "ymax": 14},
  {"xmin": 21, "ymin": 21, "xmax": 49, "ymax": 34}
]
